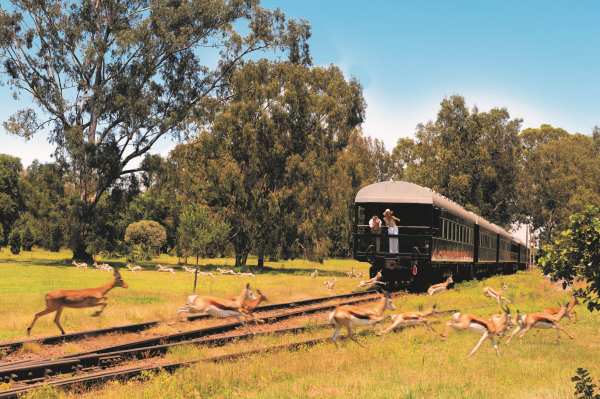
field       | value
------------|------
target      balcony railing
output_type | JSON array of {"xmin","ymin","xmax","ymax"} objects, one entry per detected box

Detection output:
[{"xmin": 353, "ymin": 225, "xmax": 431, "ymax": 259}]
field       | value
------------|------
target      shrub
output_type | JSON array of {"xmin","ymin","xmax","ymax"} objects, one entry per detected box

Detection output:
[
  {"xmin": 21, "ymin": 225, "xmax": 35, "ymax": 251},
  {"xmin": 573, "ymin": 368, "xmax": 600, "ymax": 399},
  {"xmin": 9, "ymin": 229, "xmax": 21, "ymax": 255},
  {"xmin": 0, "ymin": 224, "xmax": 4, "ymax": 248},
  {"xmin": 124, "ymin": 220, "xmax": 166, "ymax": 261}
]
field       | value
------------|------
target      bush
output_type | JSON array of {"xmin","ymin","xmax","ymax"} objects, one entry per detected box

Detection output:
[
  {"xmin": 21, "ymin": 225, "xmax": 35, "ymax": 251},
  {"xmin": 9, "ymin": 229, "xmax": 21, "ymax": 255},
  {"xmin": 124, "ymin": 220, "xmax": 166, "ymax": 261},
  {"xmin": 0, "ymin": 224, "xmax": 4, "ymax": 248},
  {"xmin": 573, "ymin": 368, "xmax": 600, "ymax": 399}
]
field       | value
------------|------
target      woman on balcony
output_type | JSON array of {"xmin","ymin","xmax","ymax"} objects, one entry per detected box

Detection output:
[{"xmin": 383, "ymin": 209, "xmax": 401, "ymax": 254}]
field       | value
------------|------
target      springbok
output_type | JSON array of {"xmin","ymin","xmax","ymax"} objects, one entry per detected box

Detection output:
[
  {"xmin": 378, "ymin": 304, "xmax": 441, "ymax": 335},
  {"xmin": 324, "ymin": 278, "xmax": 336, "ymax": 290},
  {"xmin": 544, "ymin": 295, "xmax": 579, "ymax": 323},
  {"xmin": 310, "ymin": 270, "xmax": 319, "ymax": 279},
  {"xmin": 329, "ymin": 292, "xmax": 396, "ymax": 346},
  {"xmin": 237, "ymin": 272, "xmax": 255, "ymax": 278},
  {"xmin": 156, "ymin": 264, "xmax": 175, "ymax": 273},
  {"xmin": 506, "ymin": 301, "xmax": 574, "ymax": 344},
  {"xmin": 217, "ymin": 268, "xmax": 237, "ymax": 275},
  {"xmin": 176, "ymin": 283, "xmax": 256, "ymax": 323},
  {"xmin": 442, "ymin": 304, "xmax": 513, "ymax": 357},
  {"xmin": 427, "ymin": 275, "xmax": 454, "ymax": 296},
  {"xmin": 27, "ymin": 269, "xmax": 128, "ymax": 336},
  {"xmin": 182, "ymin": 266, "xmax": 196, "ymax": 273},
  {"xmin": 483, "ymin": 285, "xmax": 510, "ymax": 304},
  {"xmin": 72, "ymin": 261, "xmax": 88, "ymax": 269},
  {"xmin": 126, "ymin": 264, "xmax": 142, "ymax": 272},
  {"xmin": 358, "ymin": 271, "xmax": 385, "ymax": 288}
]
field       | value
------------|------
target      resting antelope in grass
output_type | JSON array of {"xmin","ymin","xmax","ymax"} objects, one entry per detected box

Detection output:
[
  {"xmin": 358, "ymin": 271, "xmax": 385, "ymax": 289},
  {"xmin": 483, "ymin": 285, "xmax": 510, "ymax": 304},
  {"xmin": 72, "ymin": 261, "xmax": 88, "ymax": 269},
  {"xmin": 176, "ymin": 283, "xmax": 257, "ymax": 324},
  {"xmin": 544, "ymin": 295, "xmax": 579, "ymax": 323},
  {"xmin": 378, "ymin": 304, "xmax": 441, "ymax": 336},
  {"xmin": 442, "ymin": 304, "xmax": 513, "ymax": 357},
  {"xmin": 310, "ymin": 269, "xmax": 319, "ymax": 279},
  {"xmin": 217, "ymin": 268, "xmax": 237, "ymax": 275},
  {"xmin": 156, "ymin": 264, "xmax": 175, "ymax": 273},
  {"xmin": 329, "ymin": 292, "xmax": 396, "ymax": 346},
  {"xmin": 506, "ymin": 301, "xmax": 574, "ymax": 344},
  {"xmin": 27, "ymin": 269, "xmax": 128, "ymax": 336},
  {"xmin": 237, "ymin": 272, "xmax": 255, "ymax": 278},
  {"xmin": 126, "ymin": 264, "xmax": 142, "ymax": 272},
  {"xmin": 427, "ymin": 275, "xmax": 453, "ymax": 296}
]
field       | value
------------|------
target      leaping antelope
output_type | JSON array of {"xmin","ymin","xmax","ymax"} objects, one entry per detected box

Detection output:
[
  {"xmin": 378, "ymin": 304, "xmax": 441, "ymax": 336},
  {"xmin": 126, "ymin": 264, "xmax": 142, "ymax": 272},
  {"xmin": 156, "ymin": 264, "xmax": 175, "ymax": 273},
  {"xmin": 176, "ymin": 283, "xmax": 256, "ymax": 324},
  {"xmin": 544, "ymin": 295, "xmax": 579, "ymax": 323},
  {"xmin": 442, "ymin": 304, "xmax": 513, "ymax": 357},
  {"xmin": 358, "ymin": 271, "xmax": 386, "ymax": 289},
  {"xmin": 324, "ymin": 278, "xmax": 336, "ymax": 290},
  {"xmin": 427, "ymin": 275, "xmax": 454, "ymax": 296},
  {"xmin": 27, "ymin": 269, "xmax": 128, "ymax": 336},
  {"xmin": 329, "ymin": 292, "xmax": 396, "ymax": 346},
  {"xmin": 483, "ymin": 285, "xmax": 510, "ymax": 304},
  {"xmin": 506, "ymin": 301, "xmax": 574, "ymax": 344}
]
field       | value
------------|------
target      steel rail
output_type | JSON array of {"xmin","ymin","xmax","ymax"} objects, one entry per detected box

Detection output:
[
  {"xmin": 0, "ymin": 292, "xmax": 386, "ymax": 383},
  {"xmin": 0, "ymin": 290, "xmax": 375, "ymax": 356}
]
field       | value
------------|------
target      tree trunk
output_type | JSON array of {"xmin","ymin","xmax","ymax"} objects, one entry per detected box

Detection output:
[
  {"xmin": 70, "ymin": 203, "xmax": 94, "ymax": 263},
  {"xmin": 257, "ymin": 248, "xmax": 265, "ymax": 269}
]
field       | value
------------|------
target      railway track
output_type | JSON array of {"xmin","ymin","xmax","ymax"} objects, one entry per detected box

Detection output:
[
  {"xmin": 0, "ymin": 290, "xmax": 388, "ymax": 389},
  {"xmin": 0, "ymin": 290, "xmax": 375, "ymax": 357},
  {"xmin": 0, "ymin": 334, "xmax": 337, "ymax": 399}
]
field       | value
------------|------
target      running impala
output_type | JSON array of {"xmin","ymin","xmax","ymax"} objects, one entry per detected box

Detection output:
[
  {"xmin": 506, "ymin": 301, "xmax": 574, "ymax": 344},
  {"xmin": 176, "ymin": 283, "xmax": 256, "ymax": 323},
  {"xmin": 329, "ymin": 292, "xmax": 396, "ymax": 346},
  {"xmin": 544, "ymin": 295, "xmax": 579, "ymax": 322},
  {"xmin": 27, "ymin": 269, "xmax": 128, "ymax": 335},
  {"xmin": 427, "ymin": 275, "xmax": 453, "ymax": 296},
  {"xmin": 483, "ymin": 285, "xmax": 510, "ymax": 304},
  {"xmin": 442, "ymin": 304, "xmax": 513, "ymax": 357},
  {"xmin": 378, "ymin": 304, "xmax": 441, "ymax": 335}
]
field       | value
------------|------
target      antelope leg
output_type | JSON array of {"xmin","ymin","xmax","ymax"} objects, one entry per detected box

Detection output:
[
  {"xmin": 468, "ymin": 331, "xmax": 489, "ymax": 357},
  {"xmin": 27, "ymin": 308, "xmax": 54, "ymax": 336}
]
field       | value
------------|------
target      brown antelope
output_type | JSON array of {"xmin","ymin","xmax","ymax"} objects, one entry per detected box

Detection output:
[
  {"xmin": 427, "ymin": 275, "xmax": 453, "ymax": 296},
  {"xmin": 217, "ymin": 268, "xmax": 237, "ymax": 276},
  {"xmin": 483, "ymin": 285, "xmax": 510, "ymax": 304},
  {"xmin": 310, "ymin": 269, "xmax": 319, "ymax": 279},
  {"xmin": 544, "ymin": 295, "xmax": 579, "ymax": 322},
  {"xmin": 176, "ymin": 283, "xmax": 256, "ymax": 323},
  {"xmin": 72, "ymin": 261, "xmax": 88, "ymax": 269},
  {"xmin": 442, "ymin": 304, "xmax": 513, "ymax": 357},
  {"xmin": 358, "ymin": 271, "xmax": 385, "ymax": 288},
  {"xmin": 506, "ymin": 302, "xmax": 574, "ymax": 344},
  {"xmin": 27, "ymin": 269, "xmax": 128, "ymax": 336},
  {"xmin": 126, "ymin": 263, "xmax": 142, "ymax": 272},
  {"xmin": 324, "ymin": 278, "xmax": 336, "ymax": 290},
  {"xmin": 329, "ymin": 292, "xmax": 396, "ymax": 346},
  {"xmin": 378, "ymin": 304, "xmax": 441, "ymax": 335},
  {"xmin": 238, "ymin": 289, "xmax": 269, "ymax": 323},
  {"xmin": 156, "ymin": 264, "xmax": 175, "ymax": 273}
]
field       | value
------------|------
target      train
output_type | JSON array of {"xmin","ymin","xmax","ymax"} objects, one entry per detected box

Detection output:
[{"xmin": 352, "ymin": 181, "xmax": 529, "ymax": 290}]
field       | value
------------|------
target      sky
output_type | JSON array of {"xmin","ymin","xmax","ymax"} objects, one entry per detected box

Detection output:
[{"xmin": 2, "ymin": 0, "xmax": 600, "ymax": 166}]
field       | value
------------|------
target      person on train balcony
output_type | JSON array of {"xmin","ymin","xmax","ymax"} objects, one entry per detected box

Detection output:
[
  {"xmin": 369, "ymin": 215, "xmax": 382, "ymax": 252},
  {"xmin": 383, "ymin": 209, "xmax": 400, "ymax": 254}
]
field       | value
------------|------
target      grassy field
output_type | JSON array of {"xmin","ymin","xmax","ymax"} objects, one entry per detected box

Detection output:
[{"xmin": 1, "ymin": 249, "xmax": 599, "ymax": 398}]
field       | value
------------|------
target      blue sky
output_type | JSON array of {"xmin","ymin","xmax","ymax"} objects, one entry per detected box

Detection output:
[{"xmin": 2, "ymin": 0, "xmax": 600, "ymax": 165}]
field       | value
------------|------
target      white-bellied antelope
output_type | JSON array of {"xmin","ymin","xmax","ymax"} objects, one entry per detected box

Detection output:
[
  {"xmin": 442, "ymin": 304, "xmax": 513, "ymax": 357},
  {"xmin": 506, "ymin": 301, "xmax": 574, "ymax": 344},
  {"xmin": 27, "ymin": 269, "xmax": 128, "ymax": 335},
  {"xmin": 358, "ymin": 271, "xmax": 385, "ymax": 288},
  {"xmin": 378, "ymin": 304, "xmax": 441, "ymax": 335},
  {"xmin": 346, "ymin": 271, "xmax": 363, "ymax": 278},
  {"xmin": 176, "ymin": 283, "xmax": 256, "ymax": 324},
  {"xmin": 483, "ymin": 285, "xmax": 510, "ymax": 304},
  {"xmin": 182, "ymin": 266, "xmax": 196, "ymax": 273},
  {"xmin": 427, "ymin": 275, "xmax": 453, "ymax": 296},
  {"xmin": 156, "ymin": 264, "xmax": 175, "ymax": 273},
  {"xmin": 217, "ymin": 268, "xmax": 237, "ymax": 275},
  {"xmin": 237, "ymin": 272, "xmax": 255, "ymax": 278},
  {"xmin": 329, "ymin": 292, "xmax": 396, "ymax": 346},
  {"xmin": 72, "ymin": 261, "xmax": 88, "ymax": 269},
  {"xmin": 544, "ymin": 295, "xmax": 579, "ymax": 323},
  {"xmin": 126, "ymin": 264, "xmax": 142, "ymax": 272},
  {"xmin": 310, "ymin": 269, "xmax": 319, "ymax": 279},
  {"xmin": 324, "ymin": 278, "xmax": 336, "ymax": 290}
]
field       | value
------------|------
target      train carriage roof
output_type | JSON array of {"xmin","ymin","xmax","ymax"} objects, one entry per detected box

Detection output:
[{"xmin": 355, "ymin": 181, "xmax": 512, "ymax": 239}]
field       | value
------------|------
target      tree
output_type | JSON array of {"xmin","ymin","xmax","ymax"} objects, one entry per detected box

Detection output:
[
  {"xmin": 394, "ymin": 95, "xmax": 522, "ymax": 226},
  {"xmin": 124, "ymin": 220, "xmax": 166, "ymax": 261},
  {"xmin": 177, "ymin": 204, "xmax": 229, "ymax": 266},
  {"xmin": 539, "ymin": 206, "xmax": 600, "ymax": 311},
  {"xmin": 172, "ymin": 60, "xmax": 364, "ymax": 265},
  {"xmin": 21, "ymin": 225, "xmax": 35, "ymax": 251},
  {"xmin": 0, "ymin": 154, "xmax": 23, "ymax": 243},
  {"xmin": 9, "ymin": 229, "xmax": 21, "ymax": 255},
  {"xmin": 518, "ymin": 125, "xmax": 600, "ymax": 242},
  {"xmin": 0, "ymin": 224, "xmax": 4, "ymax": 248},
  {"xmin": 0, "ymin": 0, "xmax": 310, "ymax": 262}
]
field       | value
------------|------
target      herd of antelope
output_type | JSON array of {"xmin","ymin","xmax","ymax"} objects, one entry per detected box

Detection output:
[{"xmin": 25, "ymin": 265, "xmax": 582, "ymax": 358}]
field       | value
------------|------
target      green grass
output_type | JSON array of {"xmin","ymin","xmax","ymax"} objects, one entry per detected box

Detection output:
[{"xmin": 2, "ymin": 248, "xmax": 599, "ymax": 398}]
